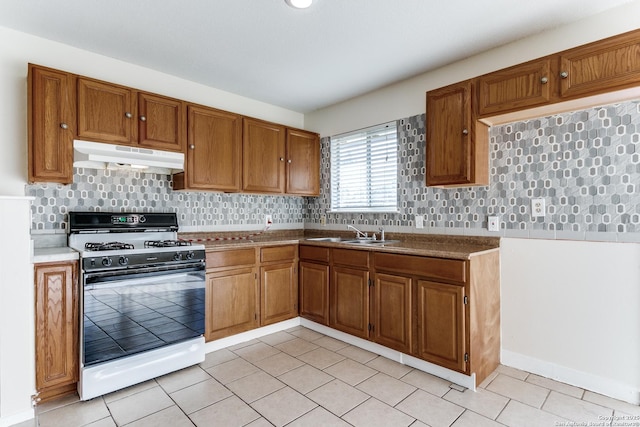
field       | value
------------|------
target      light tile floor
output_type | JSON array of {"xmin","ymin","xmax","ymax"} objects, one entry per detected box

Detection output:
[{"xmin": 16, "ymin": 326, "xmax": 640, "ymax": 427}]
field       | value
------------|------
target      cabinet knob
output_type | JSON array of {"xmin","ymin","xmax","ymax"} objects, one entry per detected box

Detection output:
[
  {"xmin": 540, "ymin": 76, "xmax": 548, "ymax": 84},
  {"xmin": 279, "ymin": 157, "xmax": 284, "ymax": 161},
  {"xmin": 139, "ymin": 115, "xmax": 147, "ymax": 122},
  {"xmin": 60, "ymin": 123, "xmax": 68, "ymax": 130},
  {"xmin": 125, "ymin": 112, "xmax": 132, "ymax": 118},
  {"xmin": 462, "ymin": 129, "xmax": 469, "ymax": 135},
  {"xmin": 189, "ymin": 144, "xmax": 195, "ymax": 150},
  {"xmin": 560, "ymin": 71, "xmax": 569, "ymax": 79},
  {"xmin": 288, "ymin": 159, "xmax": 292, "ymax": 164}
]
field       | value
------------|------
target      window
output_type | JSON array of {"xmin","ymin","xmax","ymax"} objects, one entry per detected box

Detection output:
[{"xmin": 330, "ymin": 121, "xmax": 398, "ymax": 212}]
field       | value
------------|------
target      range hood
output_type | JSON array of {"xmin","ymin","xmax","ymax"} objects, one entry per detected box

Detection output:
[{"xmin": 73, "ymin": 140, "xmax": 184, "ymax": 174}]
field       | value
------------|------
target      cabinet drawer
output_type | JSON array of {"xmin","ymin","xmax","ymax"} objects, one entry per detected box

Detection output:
[
  {"xmin": 206, "ymin": 248, "xmax": 255, "ymax": 269},
  {"xmin": 261, "ymin": 245, "xmax": 297, "ymax": 263},
  {"xmin": 333, "ymin": 249, "xmax": 369, "ymax": 269},
  {"xmin": 374, "ymin": 253, "xmax": 466, "ymax": 284},
  {"xmin": 299, "ymin": 245, "xmax": 329, "ymax": 263}
]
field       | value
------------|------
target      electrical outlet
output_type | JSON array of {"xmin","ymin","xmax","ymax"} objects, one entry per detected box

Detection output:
[
  {"xmin": 531, "ymin": 198, "xmax": 546, "ymax": 218},
  {"xmin": 265, "ymin": 214, "xmax": 273, "ymax": 226},
  {"xmin": 320, "ymin": 214, "xmax": 326, "ymax": 226},
  {"xmin": 415, "ymin": 215, "xmax": 424, "ymax": 229},
  {"xmin": 488, "ymin": 216, "xmax": 500, "ymax": 232}
]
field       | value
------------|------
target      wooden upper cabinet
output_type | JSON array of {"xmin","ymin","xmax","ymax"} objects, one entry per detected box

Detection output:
[
  {"xmin": 35, "ymin": 261, "xmax": 78, "ymax": 400},
  {"xmin": 137, "ymin": 92, "xmax": 185, "ymax": 151},
  {"xmin": 426, "ymin": 80, "xmax": 489, "ymax": 187},
  {"xmin": 242, "ymin": 118, "xmax": 286, "ymax": 194},
  {"xmin": 77, "ymin": 78, "xmax": 135, "ymax": 144},
  {"xmin": 28, "ymin": 64, "xmax": 74, "ymax": 184},
  {"xmin": 559, "ymin": 29, "xmax": 640, "ymax": 99},
  {"xmin": 286, "ymin": 128, "xmax": 320, "ymax": 196},
  {"xmin": 477, "ymin": 57, "xmax": 554, "ymax": 117},
  {"xmin": 174, "ymin": 104, "xmax": 242, "ymax": 191},
  {"xmin": 77, "ymin": 78, "xmax": 185, "ymax": 152}
]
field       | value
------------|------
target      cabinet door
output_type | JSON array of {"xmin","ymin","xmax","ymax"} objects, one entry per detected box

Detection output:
[
  {"xmin": 35, "ymin": 262, "xmax": 78, "ymax": 394},
  {"xmin": 299, "ymin": 261, "xmax": 329, "ymax": 324},
  {"xmin": 77, "ymin": 78, "xmax": 135, "ymax": 144},
  {"xmin": 417, "ymin": 280, "xmax": 466, "ymax": 372},
  {"xmin": 330, "ymin": 266, "xmax": 369, "ymax": 339},
  {"xmin": 181, "ymin": 105, "xmax": 242, "ymax": 191},
  {"xmin": 261, "ymin": 262, "xmax": 298, "ymax": 326},
  {"xmin": 243, "ymin": 118, "xmax": 286, "ymax": 193},
  {"xmin": 477, "ymin": 58, "xmax": 554, "ymax": 116},
  {"xmin": 28, "ymin": 65, "xmax": 74, "ymax": 184},
  {"xmin": 372, "ymin": 273, "xmax": 412, "ymax": 353},
  {"xmin": 426, "ymin": 80, "xmax": 475, "ymax": 186},
  {"xmin": 560, "ymin": 31, "xmax": 640, "ymax": 99},
  {"xmin": 286, "ymin": 129, "xmax": 320, "ymax": 196},
  {"xmin": 205, "ymin": 267, "xmax": 259, "ymax": 341},
  {"xmin": 138, "ymin": 92, "xmax": 185, "ymax": 152}
]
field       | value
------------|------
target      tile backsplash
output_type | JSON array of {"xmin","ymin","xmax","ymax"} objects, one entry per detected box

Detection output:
[
  {"xmin": 26, "ymin": 169, "xmax": 304, "ymax": 232},
  {"xmin": 305, "ymin": 100, "xmax": 640, "ymax": 241},
  {"xmin": 27, "ymin": 99, "xmax": 640, "ymax": 242}
]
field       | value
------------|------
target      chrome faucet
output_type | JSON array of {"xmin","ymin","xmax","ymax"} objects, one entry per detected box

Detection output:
[
  {"xmin": 347, "ymin": 225, "xmax": 368, "ymax": 239},
  {"xmin": 378, "ymin": 227, "xmax": 385, "ymax": 241}
]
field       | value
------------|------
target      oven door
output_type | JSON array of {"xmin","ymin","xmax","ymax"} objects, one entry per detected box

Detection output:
[{"xmin": 81, "ymin": 262, "xmax": 205, "ymax": 367}]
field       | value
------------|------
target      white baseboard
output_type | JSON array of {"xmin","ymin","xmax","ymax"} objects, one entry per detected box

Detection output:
[
  {"xmin": 501, "ymin": 349, "xmax": 640, "ymax": 405},
  {"xmin": 0, "ymin": 408, "xmax": 34, "ymax": 427},
  {"xmin": 204, "ymin": 318, "xmax": 301, "ymax": 353},
  {"xmin": 300, "ymin": 319, "xmax": 476, "ymax": 390}
]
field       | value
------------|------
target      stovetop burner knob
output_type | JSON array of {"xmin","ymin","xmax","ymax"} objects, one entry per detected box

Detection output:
[
  {"xmin": 173, "ymin": 252, "xmax": 182, "ymax": 261},
  {"xmin": 186, "ymin": 251, "xmax": 195, "ymax": 260},
  {"xmin": 118, "ymin": 256, "xmax": 129, "ymax": 266},
  {"xmin": 101, "ymin": 257, "xmax": 113, "ymax": 267}
]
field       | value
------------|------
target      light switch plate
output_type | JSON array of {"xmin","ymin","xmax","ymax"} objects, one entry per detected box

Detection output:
[
  {"xmin": 415, "ymin": 215, "xmax": 424, "ymax": 229},
  {"xmin": 531, "ymin": 198, "xmax": 546, "ymax": 218}
]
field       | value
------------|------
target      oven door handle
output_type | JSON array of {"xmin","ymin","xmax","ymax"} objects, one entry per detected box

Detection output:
[{"xmin": 84, "ymin": 262, "xmax": 205, "ymax": 284}]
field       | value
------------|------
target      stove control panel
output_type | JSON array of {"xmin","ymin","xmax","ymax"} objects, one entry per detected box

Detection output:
[
  {"xmin": 111, "ymin": 214, "xmax": 146, "ymax": 225},
  {"xmin": 83, "ymin": 249, "xmax": 205, "ymax": 272}
]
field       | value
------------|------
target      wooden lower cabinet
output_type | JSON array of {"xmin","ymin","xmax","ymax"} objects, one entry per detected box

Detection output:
[
  {"xmin": 330, "ymin": 266, "xmax": 369, "ymax": 339},
  {"xmin": 261, "ymin": 262, "xmax": 297, "ymax": 326},
  {"xmin": 205, "ymin": 245, "xmax": 298, "ymax": 341},
  {"xmin": 416, "ymin": 280, "xmax": 466, "ymax": 372},
  {"xmin": 299, "ymin": 261, "xmax": 329, "ymax": 324},
  {"xmin": 205, "ymin": 267, "xmax": 259, "ymax": 341},
  {"xmin": 34, "ymin": 261, "xmax": 78, "ymax": 402},
  {"xmin": 372, "ymin": 273, "xmax": 412, "ymax": 354}
]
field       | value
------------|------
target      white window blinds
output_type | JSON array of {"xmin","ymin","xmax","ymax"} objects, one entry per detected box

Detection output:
[{"xmin": 330, "ymin": 121, "xmax": 398, "ymax": 212}]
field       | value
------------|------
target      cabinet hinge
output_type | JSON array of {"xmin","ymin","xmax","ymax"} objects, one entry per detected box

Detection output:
[
  {"xmin": 464, "ymin": 353, "xmax": 469, "ymax": 363},
  {"xmin": 463, "ymin": 295, "xmax": 468, "ymax": 305}
]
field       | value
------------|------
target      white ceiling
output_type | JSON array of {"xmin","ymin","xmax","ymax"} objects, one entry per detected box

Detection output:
[{"xmin": 0, "ymin": 0, "xmax": 634, "ymax": 113}]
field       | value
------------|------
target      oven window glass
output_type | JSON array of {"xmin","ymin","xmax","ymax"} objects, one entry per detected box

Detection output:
[{"xmin": 83, "ymin": 270, "xmax": 205, "ymax": 366}]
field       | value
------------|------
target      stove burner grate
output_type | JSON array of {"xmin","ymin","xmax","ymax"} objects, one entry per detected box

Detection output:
[
  {"xmin": 144, "ymin": 240, "xmax": 192, "ymax": 248},
  {"xmin": 85, "ymin": 242, "xmax": 135, "ymax": 251}
]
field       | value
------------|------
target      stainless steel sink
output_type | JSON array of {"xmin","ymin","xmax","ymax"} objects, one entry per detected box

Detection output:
[
  {"xmin": 342, "ymin": 239, "xmax": 400, "ymax": 245},
  {"xmin": 305, "ymin": 237, "xmax": 348, "ymax": 242}
]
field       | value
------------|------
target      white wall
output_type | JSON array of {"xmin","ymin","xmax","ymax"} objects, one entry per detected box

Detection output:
[
  {"xmin": 305, "ymin": 1, "xmax": 640, "ymax": 136},
  {"xmin": 501, "ymin": 238, "xmax": 640, "ymax": 404},
  {"xmin": 0, "ymin": 197, "xmax": 35, "ymax": 426},
  {"xmin": 304, "ymin": 0, "xmax": 640, "ymax": 404},
  {"xmin": 0, "ymin": 26, "xmax": 305, "ymax": 197}
]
